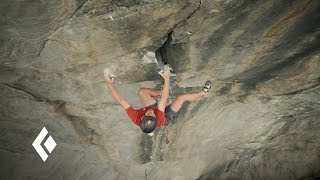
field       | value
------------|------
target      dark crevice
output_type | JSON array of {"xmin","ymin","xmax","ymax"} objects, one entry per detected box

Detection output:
[
  {"xmin": 240, "ymin": 40, "xmax": 320, "ymax": 93},
  {"xmin": 196, "ymin": 165, "xmax": 226, "ymax": 180},
  {"xmin": 157, "ymin": 40, "xmax": 169, "ymax": 65},
  {"xmin": 60, "ymin": 0, "xmax": 89, "ymax": 29},
  {"xmin": 3, "ymin": 83, "xmax": 55, "ymax": 105},
  {"xmin": 185, "ymin": 0, "xmax": 202, "ymax": 21},
  {"xmin": 37, "ymin": 39, "xmax": 49, "ymax": 57},
  {"xmin": 144, "ymin": 168, "xmax": 148, "ymax": 180},
  {"xmin": 7, "ymin": 39, "xmax": 16, "ymax": 58},
  {"xmin": 139, "ymin": 134, "xmax": 153, "ymax": 164},
  {"xmin": 277, "ymin": 82, "xmax": 320, "ymax": 96},
  {"xmin": 2, "ymin": 83, "xmax": 100, "ymax": 145},
  {"xmin": 152, "ymin": 127, "xmax": 169, "ymax": 162},
  {"xmin": 155, "ymin": 0, "xmax": 202, "ymax": 66},
  {"xmin": 0, "ymin": 146, "xmax": 21, "ymax": 154},
  {"xmin": 225, "ymin": 158, "xmax": 240, "ymax": 173}
]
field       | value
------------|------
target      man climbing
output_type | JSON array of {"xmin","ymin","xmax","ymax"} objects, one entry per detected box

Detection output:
[{"xmin": 104, "ymin": 66, "xmax": 211, "ymax": 134}]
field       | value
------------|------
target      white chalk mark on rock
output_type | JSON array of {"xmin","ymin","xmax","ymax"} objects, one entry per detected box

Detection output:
[{"xmin": 142, "ymin": 51, "xmax": 158, "ymax": 64}]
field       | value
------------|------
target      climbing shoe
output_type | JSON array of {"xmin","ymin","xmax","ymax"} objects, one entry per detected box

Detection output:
[{"xmin": 202, "ymin": 80, "xmax": 211, "ymax": 93}]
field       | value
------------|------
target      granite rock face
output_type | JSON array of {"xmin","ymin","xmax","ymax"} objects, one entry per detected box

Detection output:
[{"xmin": 0, "ymin": 0, "xmax": 319, "ymax": 179}]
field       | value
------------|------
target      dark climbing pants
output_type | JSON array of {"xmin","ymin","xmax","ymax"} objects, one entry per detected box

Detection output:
[{"xmin": 148, "ymin": 103, "xmax": 178, "ymax": 125}]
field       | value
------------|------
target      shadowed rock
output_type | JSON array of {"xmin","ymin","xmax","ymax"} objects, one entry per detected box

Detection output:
[{"xmin": 0, "ymin": 0, "xmax": 320, "ymax": 179}]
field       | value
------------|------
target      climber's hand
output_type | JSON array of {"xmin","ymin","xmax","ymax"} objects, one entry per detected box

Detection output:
[
  {"xmin": 159, "ymin": 66, "xmax": 170, "ymax": 80},
  {"xmin": 104, "ymin": 74, "xmax": 113, "ymax": 84}
]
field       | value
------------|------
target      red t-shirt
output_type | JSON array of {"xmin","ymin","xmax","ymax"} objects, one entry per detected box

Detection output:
[{"xmin": 125, "ymin": 106, "xmax": 166, "ymax": 128}]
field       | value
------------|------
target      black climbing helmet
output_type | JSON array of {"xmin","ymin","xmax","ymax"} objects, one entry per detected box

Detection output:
[{"xmin": 140, "ymin": 116, "xmax": 157, "ymax": 133}]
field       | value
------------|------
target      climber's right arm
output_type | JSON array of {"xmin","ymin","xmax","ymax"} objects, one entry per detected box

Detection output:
[
  {"xmin": 105, "ymin": 75, "xmax": 130, "ymax": 110},
  {"xmin": 158, "ymin": 67, "xmax": 170, "ymax": 112}
]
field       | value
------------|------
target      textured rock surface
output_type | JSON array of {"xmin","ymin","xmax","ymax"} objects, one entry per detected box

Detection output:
[{"xmin": 0, "ymin": 0, "xmax": 320, "ymax": 179}]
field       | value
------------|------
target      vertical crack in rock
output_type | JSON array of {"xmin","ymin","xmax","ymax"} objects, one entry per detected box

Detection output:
[
  {"xmin": 2, "ymin": 83, "xmax": 101, "ymax": 146},
  {"xmin": 37, "ymin": 0, "xmax": 89, "ymax": 57},
  {"xmin": 156, "ymin": 0, "xmax": 202, "ymax": 65},
  {"xmin": 146, "ymin": 129, "xmax": 168, "ymax": 163},
  {"xmin": 3, "ymin": 83, "xmax": 61, "ymax": 105},
  {"xmin": 185, "ymin": 0, "xmax": 202, "ymax": 21},
  {"xmin": 37, "ymin": 39, "xmax": 50, "ymax": 57},
  {"xmin": 140, "ymin": 0, "xmax": 203, "ymax": 163},
  {"xmin": 139, "ymin": 134, "xmax": 153, "ymax": 164},
  {"xmin": 144, "ymin": 168, "xmax": 148, "ymax": 180},
  {"xmin": 154, "ymin": 129, "xmax": 166, "ymax": 161},
  {"xmin": 279, "ymin": 82, "xmax": 320, "ymax": 96},
  {"xmin": 0, "ymin": 146, "xmax": 21, "ymax": 154},
  {"xmin": 225, "ymin": 157, "xmax": 240, "ymax": 173},
  {"xmin": 56, "ymin": 0, "xmax": 89, "ymax": 31}
]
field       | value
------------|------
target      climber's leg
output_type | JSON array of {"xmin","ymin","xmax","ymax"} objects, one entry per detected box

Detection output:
[
  {"xmin": 169, "ymin": 91, "xmax": 206, "ymax": 112},
  {"xmin": 138, "ymin": 88, "xmax": 161, "ymax": 107},
  {"xmin": 170, "ymin": 80, "xmax": 211, "ymax": 112}
]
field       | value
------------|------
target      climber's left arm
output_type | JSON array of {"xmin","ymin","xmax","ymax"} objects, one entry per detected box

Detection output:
[{"xmin": 105, "ymin": 74, "xmax": 130, "ymax": 110}]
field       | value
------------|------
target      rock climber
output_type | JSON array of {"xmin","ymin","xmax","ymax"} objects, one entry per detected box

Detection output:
[{"xmin": 104, "ymin": 66, "xmax": 211, "ymax": 134}]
